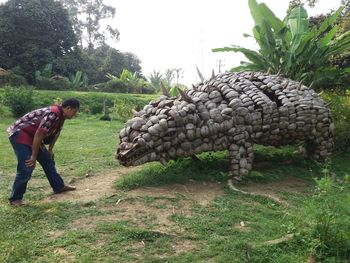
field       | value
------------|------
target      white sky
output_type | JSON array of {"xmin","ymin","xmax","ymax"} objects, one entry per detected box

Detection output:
[{"xmin": 106, "ymin": 0, "xmax": 340, "ymax": 86}]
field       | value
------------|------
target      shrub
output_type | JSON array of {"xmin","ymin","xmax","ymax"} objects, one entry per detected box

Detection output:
[
  {"xmin": 141, "ymin": 83, "xmax": 156, "ymax": 94},
  {"xmin": 113, "ymin": 97, "xmax": 136, "ymax": 122},
  {"xmin": 36, "ymin": 76, "xmax": 71, "ymax": 90},
  {"xmin": 89, "ymin": 101, "xmax": 104, "ymax": 114},
  {"xmin": 31, "ymin": 90, "xmax": 157, "ymax": 117},
  {"xmin": 322, "ymin": 91, "xmax": 350, "ymax": 149},
  {"xmin": 296, "ymin": 174, "xmax": 350, "ymax": 261},
  {"xmin": 3, "ymin": 86, "xmax": 35, "ymax": 117},
  {"xmin": 0, "ymin": 69, "xmax": 27, "ymax": 87},
  {"xmin": 106, "ymin": 79, "xmax": 128, "ymax": 93}
]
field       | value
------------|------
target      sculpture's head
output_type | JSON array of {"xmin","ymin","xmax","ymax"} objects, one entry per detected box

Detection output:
[{"xmin": 116, "ymin": 93, "xmax": 198, "ymax": 167}]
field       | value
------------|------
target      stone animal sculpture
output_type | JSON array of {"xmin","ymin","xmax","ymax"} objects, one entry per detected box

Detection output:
[{"xmin": 116, "ymin": 71, "xmax": 334, "ymax": 181}]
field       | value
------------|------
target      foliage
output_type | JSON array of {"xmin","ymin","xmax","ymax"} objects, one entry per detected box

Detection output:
[
  {"xmin": 99, "ymin": 100, "xmax": 111, "ymax": 121},
  {"xmin": 104, "ymin": 78, "xmax": 129, "ymax": 93},
  {"xmin": 148, "ymin": 70, "xmax": 163, "ymax": 92},
  {"xmin": 0, "ymin": 0, "xmax": 78, "ymax": 83},
  {"xmin": 213, "ymin": 0, "xmax": 350, "ymax": 90},
  {"xmin": 2, "ymin": 86, "xmax": 35, "ymax": 117},
  {"xmin": 36, "ymin": 76, "xmax": 71, "ymax": 91},
  {"xmin": 308, "ymin": 1, "xmax": 350, "ymax": 70},
  {"xmin": 60, "ymin": 0, "xmax": 119, "ymax": 49},
  {"xmin": 35, "ymin": 64, "xmax": 53, "ymax": 82},
  {"xmin": 28, "ymin": 89, "xmax": 156, "ymax": 116},
  {"xmin": 106, "ymin": 69, "xmax": 155, "ymax": 94},
  {"xmin": 164, "ymin": 68, "xmax": 175, "ymax": 86},
  {"xmin": 288, "ymin": 0, "xmax": 318, "ymax": 9},
  {"xmin": 322, "ymin": 91, "xmax": 350, "ymax": 149},
  {"xmin": 293, "ymin": 173, "xmax": 350, "ymax": 261},
  {"xmin": 69, "ymin": 70, "xmax": 88, "ymax": 90},
  {"xmin": 80, "ymin": 45, "xmax": 142, "ymax": 85},
  {"xmin": 113, "ymin": 97, "xmax": 135, "ymax": 122},
  {"xmin": 0, "ymin": 70, "xmax": 27, "ymax": 87}
]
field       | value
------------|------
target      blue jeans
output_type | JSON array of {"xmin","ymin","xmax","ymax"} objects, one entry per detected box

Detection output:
[{"xmin": 9, "ymin": 132, "xmax": 65, "ymax": 201}]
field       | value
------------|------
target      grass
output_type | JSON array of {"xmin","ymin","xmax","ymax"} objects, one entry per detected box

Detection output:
[{"xmin": 1, "ymin": 113, "xmax": 350, "ymax": 262}]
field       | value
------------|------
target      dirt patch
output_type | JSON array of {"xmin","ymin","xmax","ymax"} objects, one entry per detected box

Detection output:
[
  {"xmin": 241, "ymin": 176, "xmax": 311, "ymax": 195},
  {"xmin": 237, "ymin": 176, "xmax": 312, "ymax": 206},
  {"xmin": 172, "ymin": 239, "xmax": 197, "ymax": 254},
  {"xmin": 45, "ymin": 166, "xmax": 141, "ymax": 203},
  {"xmin": 79, "ymin": 198, "xmax": 191, "ymax": 234},
  {"xmin": 44, "ymin": 165, "xmax": 224, "ymax": 207},
  {"xmin": 127, "ymin": 181, "xmax": 224, "ymax": 206}
]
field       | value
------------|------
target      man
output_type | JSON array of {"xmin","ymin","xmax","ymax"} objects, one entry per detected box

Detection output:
[{"xmin": 6, "ymin": 98, "xmax": 80, "ymax": 206}]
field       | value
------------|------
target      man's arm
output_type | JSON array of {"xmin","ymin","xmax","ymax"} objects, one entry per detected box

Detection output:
[{"xmin": 25, "ymin": 131, "xmax": 45, "ymax": 167}]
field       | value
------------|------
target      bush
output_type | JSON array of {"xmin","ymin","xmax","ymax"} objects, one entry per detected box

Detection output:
[
  {"xmin": 31, "ymin": 90, "xmax": 157, "ymax": 117},
  {"xmin": 87, "ymin": 79, "xmax": 128, "ymax": 93},
  {"xmin": 141, "ymin": 84, "xmax": 156, "ymax": 94},
  {"xmin": 295, "ymin": 174, "xmax": 350, "ymax": 261},
  {"xmin": 3, "ymin": 86, "xmax": 35, "ymax": 117},
  {"xmin": 113, "ymin": 98, "xmax": 135, "ymax": 122},
  {"xmin": 36, "ymin": 76, "xmax": 70, "ymax": 90},
  {"xmin": 0, "ymin": 69, "xmax": 27, "ymax": 87},
  {"xmin": 322, "ymin": 91, "xmax": 350, "ymax": 149},
  {"xmin": 89, "ymin": 102, "xmax": 104, "ymax": 114}
]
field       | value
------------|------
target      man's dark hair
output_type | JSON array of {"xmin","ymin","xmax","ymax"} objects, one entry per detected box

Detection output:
[{"xmin": 62, "ymin": 98, "xmax": 80, "ymax": 109}]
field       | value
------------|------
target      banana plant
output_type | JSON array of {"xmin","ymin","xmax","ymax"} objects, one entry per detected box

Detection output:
[
  {"xmin": 213, "ymin": 0, "xmax": 350, "ymax": 90},
  {"xmin": 70, "ymin": 71, "xmax": 87, "ymax": 89},
  {"xmin": 35, "ymin": 63, "xmax": 53, "ymax": 82}
]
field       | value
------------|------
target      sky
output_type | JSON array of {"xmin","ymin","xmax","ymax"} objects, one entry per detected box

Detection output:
[{"xmin": 106, "ymin": 0, "xmax": 340, "ymax": 85}]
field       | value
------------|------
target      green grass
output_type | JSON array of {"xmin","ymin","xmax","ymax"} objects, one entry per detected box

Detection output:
[{"xmin": 1, "ymin": 113, "xmax": 350, "ymax": 262}]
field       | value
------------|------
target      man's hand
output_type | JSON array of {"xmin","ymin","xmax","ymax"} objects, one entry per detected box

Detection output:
[{"xmin": 25, "ymin": 156, "xmax": 36, "ymax": 168}]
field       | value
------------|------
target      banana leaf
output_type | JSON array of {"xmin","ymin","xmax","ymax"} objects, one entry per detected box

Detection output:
[
  {"xmin": 212, "ymin": 46, "xmax": 268, "ymax": 69},
  {"xmin": 248, "ymin": 0, "xmax": 285, "ymax": 34},
  {"xmin": 317, "ymin": 7, "xmax": 343, "ymax": 36}
]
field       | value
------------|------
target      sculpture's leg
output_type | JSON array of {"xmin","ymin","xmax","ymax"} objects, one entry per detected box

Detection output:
[
  {"xmin": 306, "ymin": 121, "xmax": 334, "ymax": 161},
  {"xmin": 306, "ymin": 136, "xmax": 334, "ymax": 161},
  {"xmin": 229, "ymin": 141, "xmax": 254, "ymax": 181}
]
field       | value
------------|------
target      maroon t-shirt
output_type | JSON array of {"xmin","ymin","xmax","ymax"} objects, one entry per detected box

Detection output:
[{"xmin": 7, "ymin": 105, "xmax": 65, "ymax": 147}]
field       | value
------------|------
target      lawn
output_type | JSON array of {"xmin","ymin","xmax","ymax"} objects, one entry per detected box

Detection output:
[{"xmin": 0, "ymin": 114, "xmax": 349, "ymax": 262}]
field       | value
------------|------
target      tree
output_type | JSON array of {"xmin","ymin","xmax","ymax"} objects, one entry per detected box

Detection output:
[
  {"xmin": 60, "ymin": 0, "xmax": 119, "ymax": 49},
  {"xmin": 80, "ymin": 45, "xmax": 142, "ymax": 84},
  {"xmin": 0, "ymin": 0, "xmax": 78, "ymax": 83}
]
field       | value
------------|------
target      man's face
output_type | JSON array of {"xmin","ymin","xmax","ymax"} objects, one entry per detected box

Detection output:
[{"xmin": 64, "ymin": 107, "xmax": 79, "ymax": 119}]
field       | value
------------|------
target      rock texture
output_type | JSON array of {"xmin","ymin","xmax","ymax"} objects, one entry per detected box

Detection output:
[{"xmin": 116, "ymin": 71, "xmax": 334, "ymax": 180}]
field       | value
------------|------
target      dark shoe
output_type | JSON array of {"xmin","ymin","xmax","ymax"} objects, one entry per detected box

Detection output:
[
  {"xmin": 9, "ymin": 200, "xmax": 27, "ymax": 207},
  {"xmin": 56, "ymin": 185, "xmax": 76, "ymax": 194}
]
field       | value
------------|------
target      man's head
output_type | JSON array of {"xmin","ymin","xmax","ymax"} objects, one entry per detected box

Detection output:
[{"xmin": 62, "ymin": 98, "xmax": 80, "ymax": 119}]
